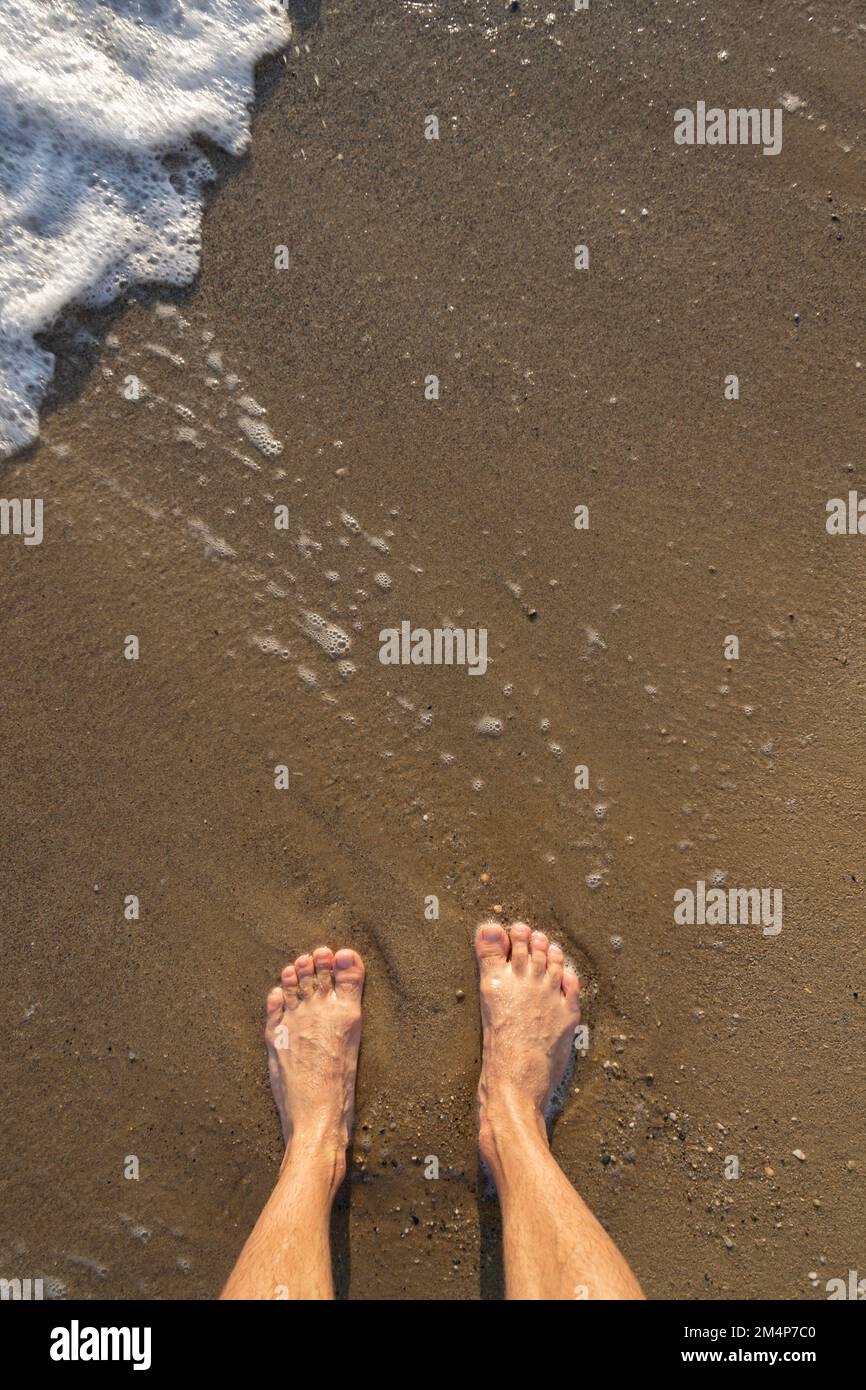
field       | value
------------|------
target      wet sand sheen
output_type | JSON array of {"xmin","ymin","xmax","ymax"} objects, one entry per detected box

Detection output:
[{"xmin": 2, "ymin": 0, "xmax": 865, "ymax": 1298}]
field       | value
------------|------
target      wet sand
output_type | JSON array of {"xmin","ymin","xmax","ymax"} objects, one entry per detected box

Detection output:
[{"xmin": 2, "ymin": 0, "xmax": 865, "ymax": 1299}]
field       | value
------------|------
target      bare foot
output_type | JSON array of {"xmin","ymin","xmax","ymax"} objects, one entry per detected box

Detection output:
[
  {"xmin": 264, "ymin": 945, "xmax": 364, "ymax": 1191},
  {"xmin": 475, "ymin": 920, "xmax": 581, "ymax": 1168}
]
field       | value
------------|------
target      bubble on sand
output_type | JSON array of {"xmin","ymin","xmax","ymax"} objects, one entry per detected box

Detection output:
[
  {"xmin": 186, "ymin": 517, "xmax": 236, "ymax": 559},
  {"xmin": 476, "ymin": 715, "xmax": 503, "ymax": 737},
  {"xmin": 585, "ymin": 872, "xmax": 604, "ymax": 891},
  {"xmin": 300, "ymin": 611, "xmax": 352, "ymax": 659},
  {"xmin": 366, "ymin": 535, "xmax": 391, "ymax": 555},
  {"xmin": 297, "ymin": 533, "xmax": 322, "ymax": 558},
  {"xmin": 251, "ymin": 634, "xmax": 291, "ymax": 660},
  {"xmin": 374, "ymin": 572, "xmax": 393, "ymax": 591},
  {"xmin": 239, "ymin": 415, "xmax": 283, "ymax": 456}
]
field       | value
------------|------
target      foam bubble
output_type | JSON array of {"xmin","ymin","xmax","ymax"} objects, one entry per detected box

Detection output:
[
  {"xmin": 0, "ymin": 0, "xmax": 288, "ymax": 457},
  {"xmin": 186, "ymin": 516, "xmax": 236, "ymax": 559},
  {"xmin": 300, "ymin": 610, "xmax": 352, "ymax": 659},
  {"xmin": 238, "ymin": 414, "xmax": 284, "ymax": 456},
  {"xmin": 476, "ymin": 715, "xmax": 503, "ymax": 738},
  {"xmin": 252, "ymin": 634, "xmax": 291, "ymax": 660}
]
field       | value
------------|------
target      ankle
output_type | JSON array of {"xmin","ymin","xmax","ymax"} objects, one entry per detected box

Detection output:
[
  {"xmin": 280, "ymin": 1129, "xmax": 348, "ymax": 1199},
  {"xmin": 479, "ymin": 1089, "xmax": 548, "ymax": 1173}
]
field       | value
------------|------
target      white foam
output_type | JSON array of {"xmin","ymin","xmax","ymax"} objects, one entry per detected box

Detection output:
[
  {"xmin": 299, "ymin": 610, "xmax": 352, "ymax": 659},
  {"xmin": 0, "ymin": 0, "xmax": 288, "ymax": 458},
  {"xmin": 238, "ymin": 413, "xmax": 283, "ymax": 455}
]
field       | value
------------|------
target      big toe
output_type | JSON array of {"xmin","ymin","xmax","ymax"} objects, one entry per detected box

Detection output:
[
  {"xmin": 334, "ymin": 948, "xmax": 365, "ymax": 1000},
  {"xmin": 475, "ymin": 920, "xmax": 509, "ymax": 972}
]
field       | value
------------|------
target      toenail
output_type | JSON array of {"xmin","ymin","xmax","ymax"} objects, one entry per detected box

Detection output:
[
  {"xmin": 482, "ymin": 925, "xmax": 503, "ymax": 941},
  {"xmin": 335, "ymin": 956, "xmax": 352, "ymax": 968}
]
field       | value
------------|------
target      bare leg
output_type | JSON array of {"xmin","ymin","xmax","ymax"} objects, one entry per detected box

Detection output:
[
  {"xmin": 475, "ymin": 921, "xmax": 644, "ymax": 1300},
  {"xmin": 221, "ymin": 945, "xmax": 364, "ymax": 1300}
]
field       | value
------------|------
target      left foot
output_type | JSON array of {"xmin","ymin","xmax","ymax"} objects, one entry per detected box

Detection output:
[{"xmin": 264, "ymin": 946, "xmax": 365, "ymax": 1186}]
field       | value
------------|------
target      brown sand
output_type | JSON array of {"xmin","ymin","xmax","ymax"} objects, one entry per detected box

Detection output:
[{"xmin": 2, "ymin": 0, "xmax": 864, "ymax": 1300}]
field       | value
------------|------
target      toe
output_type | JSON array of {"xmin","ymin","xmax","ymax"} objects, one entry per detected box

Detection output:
[
  {"xmin": 266, "ymin": 986, "xmax": 284, "ymax": 1030},
  {"xmin": 475, "ymin": 920, "xmax": 510, "ymax": 972},
  {"xmin": 547, "ymin": 943, "xmax": 564, "ymax": 986},
  {"xmin": 295, "ymin": 954, "xmax": 316, "ymax": 998},
  {"xmin": 280, "ymin": 963, "xmax": 300, "ymax": 1009},
  {"xmin": 530, "ymin": 929, "xmax": 549, "ymax": 974},
  {"xmin": 562, "ymin": 967, "xmax": 582, "ymax": 1014},
  {"xmin": 314, "ymin": 945, "xmax": 335, "ymax": 994},
  {"xmin": 334, "ymin": 948, "xmax": 365, "ymax": 1000},
  {"xmin": 510, "ymin": 921, "xmax": 531, "ymax": 971}
]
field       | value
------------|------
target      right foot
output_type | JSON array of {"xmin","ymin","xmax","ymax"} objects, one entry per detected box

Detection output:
[
  {"xmin": 474, "ymin": 920, "xmax": 581, "ymax": 1167},
  {"xmin": 264, "ymin": 946, "xmax": 365, "ymax": 1188}
]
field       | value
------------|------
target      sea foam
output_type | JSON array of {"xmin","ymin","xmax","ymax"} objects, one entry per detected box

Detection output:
[{"xmin": 0, "ymin": 0, "xmax": 288, "ymax": 459}]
